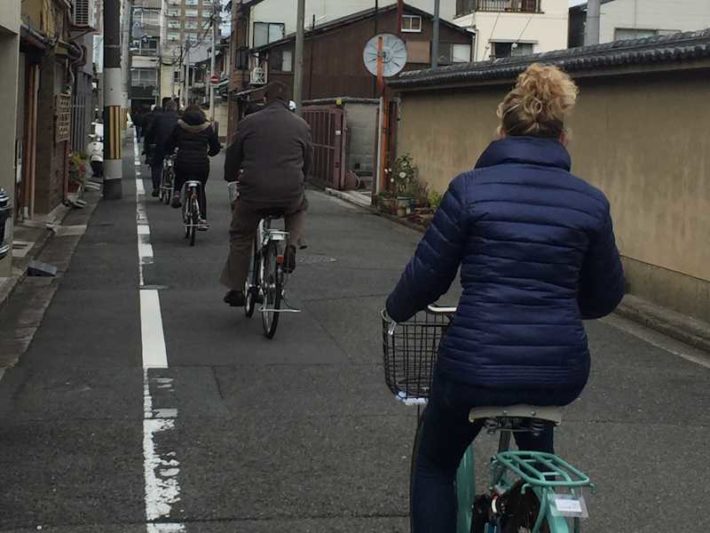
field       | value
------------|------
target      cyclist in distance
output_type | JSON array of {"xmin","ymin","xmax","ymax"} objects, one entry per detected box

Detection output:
[
  {"xmin": 385, "ymin": 64, "xmax": 625, "ymax": 533},
  {"xmin": 165, "ymin": 103, "xmax": 221, "ymax": 229}
]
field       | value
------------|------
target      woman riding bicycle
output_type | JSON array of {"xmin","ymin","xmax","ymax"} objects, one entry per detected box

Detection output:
[
  {"xmin": 385, "ymin": 64, "xmax": 625, "ymax": 532},
  {"xmin": 166, "ymin": 104, "xmax": 221, "ymax": 228}
]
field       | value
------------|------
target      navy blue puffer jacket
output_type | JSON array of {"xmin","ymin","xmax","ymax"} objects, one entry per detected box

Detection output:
[{"xmin": 386, "ymin": 137, "xmax": 624, "ymax": 394}]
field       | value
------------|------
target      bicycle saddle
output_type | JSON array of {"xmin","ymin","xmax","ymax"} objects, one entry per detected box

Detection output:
[
  {"xmin": 468, "ymin": 405, "xmax": 563, "ymax": 424},
  {"xmin": 258, "ymin": 208, "xmax": 286, "ymax": 219}
]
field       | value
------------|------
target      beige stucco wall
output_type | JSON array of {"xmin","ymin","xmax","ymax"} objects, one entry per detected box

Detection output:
[{"xmin": 397, "ymin": 71, "xmax": 710, "ymax": 320}]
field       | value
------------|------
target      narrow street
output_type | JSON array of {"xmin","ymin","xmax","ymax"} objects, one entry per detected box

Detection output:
[{"xmin": 0, "ymin": 136, "xmax": 709, "ymax": 532}]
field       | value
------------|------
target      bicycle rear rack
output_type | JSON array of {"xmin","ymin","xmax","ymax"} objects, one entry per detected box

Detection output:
[{"xmin": 494, "ymin": 451, "xmax": 593, "ymax": 489}]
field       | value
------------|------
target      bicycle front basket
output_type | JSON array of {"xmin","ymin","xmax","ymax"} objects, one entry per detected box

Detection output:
[{"xmin": 381, "ymin": 309, "xmax": 451, "ymax": 403}]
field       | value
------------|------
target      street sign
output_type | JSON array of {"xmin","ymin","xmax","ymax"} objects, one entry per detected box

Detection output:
[{"xmin": 210, "ymin": 75, "xmax": 220, "ymax": 84}]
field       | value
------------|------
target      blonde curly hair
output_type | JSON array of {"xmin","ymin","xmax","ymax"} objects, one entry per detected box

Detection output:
[{"xmin": 497, "ymin": 64, "xmax": 578, "ymax": 139}]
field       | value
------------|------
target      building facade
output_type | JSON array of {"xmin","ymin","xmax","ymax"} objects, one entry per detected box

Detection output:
[
  {"xmin": 0, "ymin": 1, "xmax": 21, "ymax": 275},
  {"xmin": 569, "ymin": 0, "xmax": 710, "ymax": 47},
  {"xmin": 455, "ymin": 0, "xmax": 568, "ymax": 60}
]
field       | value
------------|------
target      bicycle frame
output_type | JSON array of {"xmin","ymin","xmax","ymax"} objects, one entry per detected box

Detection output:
[{"xmin": 253, "ymin": 218, "xmax": 299, "ymax": 315}]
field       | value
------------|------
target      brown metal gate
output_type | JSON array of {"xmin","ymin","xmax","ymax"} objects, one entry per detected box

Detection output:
[{"xmin": 302, "ymin": 105, "xmax": 347, "ymax": 190}]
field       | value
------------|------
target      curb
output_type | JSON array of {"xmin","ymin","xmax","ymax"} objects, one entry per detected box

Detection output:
[
  {"xmin": 616, "ymin": 295, "xmax": 710, "ymax": 353},
  {"xmin": 323, "ymin": 187, "xmax": 710, "ymax": 354},
  {"xmin": 0, "ymin": 191, "xmax": 99, "ymax": 314}
]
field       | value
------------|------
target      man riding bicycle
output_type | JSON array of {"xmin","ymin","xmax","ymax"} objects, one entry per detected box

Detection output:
[{"xmin": 220, "ymin": 81, "xmax": 312, "ymax": 307}]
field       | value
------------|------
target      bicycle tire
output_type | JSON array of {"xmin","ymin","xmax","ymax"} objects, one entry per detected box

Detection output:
[
  {"xmin": 261, "ymin": 241, "xmax": 282, "ymax": 339},
  {"xmin": 189, "ymin": 196, "xmax": 198, "ymax": 247},
  {"xmin": 183, "ymin": 199, "xmax": 190, "ymax": 239},
  {"xmin": 245, "ymin": 238, "xmax": 259, "ymax": 318}
]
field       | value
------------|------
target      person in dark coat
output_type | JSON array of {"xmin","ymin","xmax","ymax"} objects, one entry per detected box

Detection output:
[
  {"xmin": 386, "ymin": 64, "xmax": 625, "ymax": 533},
  {"xmin": 142, "ymin": 104, "xmax": 159, "ymax": 165},
  {"xmin": 132, "ymin": 106, "xmax": 146, "ymax": 141},
  {"xmin": 219, "ymin": 81, "xmax": 312, "ymax": 307},
  {"xmin": 165, "ymin": 104, "xmax": 220, "ymax": 226},
  {"xmin": 145, "ymin": 100, "xmax": 179, "ymax": 197}
]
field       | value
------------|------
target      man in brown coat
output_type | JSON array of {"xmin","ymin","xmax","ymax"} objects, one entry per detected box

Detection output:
[{"xmin": 220, "ymin": 82, "xmax": 311, "ymax": 306}]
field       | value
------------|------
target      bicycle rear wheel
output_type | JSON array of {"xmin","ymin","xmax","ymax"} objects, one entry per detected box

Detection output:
[
  {"xmin": 244, "ymin": 238, "xmax": 259, "ymax": 318},
  {"xmin": 189, "ymin": 196, "xmax": 198, "ymax": 246},
  {"xmin": 261, "ymin": 241, "xmax": 282, "ymax": 339}
]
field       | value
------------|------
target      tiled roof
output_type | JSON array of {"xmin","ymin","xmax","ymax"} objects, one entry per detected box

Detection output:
[{"xmin": 389, "ymin": 29, "xmax": 710, "ymax": 90}]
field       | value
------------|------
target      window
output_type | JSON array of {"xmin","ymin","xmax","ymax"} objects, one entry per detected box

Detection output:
[
  {"xmin": 475, "ymin": 0, "xmax": 540, "ymax": 13},
  {"xmin": 133, "ymin": 36, "xmax": 160, "ymax": 55},
  {"xmin": 614, "ymin": 28, "xmax": 678, "ymax": 41},
  {"xmin": 452, "ymin": 43, "xmax": 472, "ymax": 63},
  {"xmin": 185, "ymin": 21, "xmax": 198, "ymax": 29},
  {"xmin": 188, "ymin": 32, "xmax": 199, "ymax": 42},
  {"xmin": 131, "ymin": 68, "xmax": 158, "ymax": 87},
  {"xmin": 402, "ymin": 15, "xmax": 422, "ymax": 33},
  {"xmin": 253, "ymin": 22, "xmax": 285, "ymax": 47},
  {"xmin": 435, "ymin": 43, "xmax": 472, "ymax": 65},
  {"xmin": 185, "ymin": 9, "xmax": 198, "ymax": 17},
  {"xmin": 167, "ymin": 32, "xmax": 180, "ymax": 41},
  {"xmin": 173, "ymin": 70, "xmax": 181, "ymax": 82},
  {"xmin": 203, "ymin": 10, "xmax": 213, "ymax": 18},
  {"xmin": 184, "ymin": 0, "xmax": 198, "ymax": 5},
  {"xmin": 270, "ymin": 49, "xmax": 293, "ymax": 72},
  {"xmin": 167, "ymin": 8, "xmax": 180, "ymax": 17},
  {"xmin": 491, "ymin": 41, "xmax": 533, "ymax": 58},
  {"xmin": 168, "ymin": 20, "xmax": 180, "ymax": 29}
]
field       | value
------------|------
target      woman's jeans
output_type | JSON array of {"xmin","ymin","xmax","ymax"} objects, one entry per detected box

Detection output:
[{"xmin": 411, "ymin": 373, "xmax": 579, "ymax": 533}]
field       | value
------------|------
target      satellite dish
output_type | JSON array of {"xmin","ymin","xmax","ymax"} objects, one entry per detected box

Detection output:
[{"xmin": 363, "ymin": 33, "xmax": 408, "ymax": 78}]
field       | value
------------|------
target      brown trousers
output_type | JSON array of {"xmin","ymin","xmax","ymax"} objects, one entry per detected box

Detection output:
[{"xmin": 220, "ymin": 197, "xmax": 307, "ymax": 291}]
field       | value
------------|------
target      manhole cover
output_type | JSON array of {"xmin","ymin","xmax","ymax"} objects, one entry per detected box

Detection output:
[{"xmin": 297, "ymin": 254, "xmax": 336, "ymax": 265}]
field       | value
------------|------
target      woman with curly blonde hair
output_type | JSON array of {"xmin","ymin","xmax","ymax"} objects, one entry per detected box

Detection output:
[{"xmin": 386, "ymin": 64, "xmax": 624, "ymax": 532}]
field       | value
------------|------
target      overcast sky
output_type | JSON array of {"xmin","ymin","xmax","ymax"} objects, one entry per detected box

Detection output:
[{"xmin": 569, "ymin": 0, "xmax": 587, "ymax": 5}]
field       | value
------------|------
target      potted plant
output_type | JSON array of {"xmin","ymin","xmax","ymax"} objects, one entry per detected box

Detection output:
[
  {"xmin": 68, "ymin": 152, "xmax": 89, "ymax": 193},
  {"xmin": 390, "ymin": 154, "xmax": 418, "ymax": 217}
]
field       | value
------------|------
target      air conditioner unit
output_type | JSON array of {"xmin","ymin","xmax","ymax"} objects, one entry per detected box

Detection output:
[
  {"xmin": 251, "ymin": 67, "xmax": 266, "ymax": 86},
  {"xmin": 72, "ymin": 0, "xmax": 92, "ymax": 27}
]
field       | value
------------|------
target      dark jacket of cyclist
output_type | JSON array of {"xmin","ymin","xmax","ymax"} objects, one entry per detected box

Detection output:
[
  {"xmin": 165, "ymin": 104, "xmax": 220, "ymax": 219},
  {"xmin": 386, "ymin": 64, "xmax": 625, "ymax": 533}
]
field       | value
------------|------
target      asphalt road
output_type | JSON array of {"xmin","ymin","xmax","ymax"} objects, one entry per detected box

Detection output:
[{"xmin": 0, "ymin": 136, "xmax": 708, "ymax": 532}]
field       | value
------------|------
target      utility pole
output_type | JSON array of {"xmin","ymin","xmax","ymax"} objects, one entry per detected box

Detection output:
[
  {"xmin": 432, "ymin": 0, "xmax": 440, "ymax": 68},
  {"xmin": 293, "ymin": 0, "xmax": 305, "ymax": 115},
  {"xmin": 585, "ymin": 0, "xmax": 601, "ymax": 45},
  {"xmin": 209, "ymin": 0, "xmax": 219, "ymax": 122},
  {"xmin": 121, "ymin": 0, "xmax": 132, "ymax": 121},
  {"xmin": 104, "ymin": 0, "xmax": 124, "ymax": 199},
  {"xmin": 183, "ymin": 40, "xmax": 190, "ymax": 107}
]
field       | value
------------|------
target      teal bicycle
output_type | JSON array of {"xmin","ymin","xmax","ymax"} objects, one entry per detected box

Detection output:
[{"xmin": 382, "ymin": 305, "xmax": 594, "ymax": 533}]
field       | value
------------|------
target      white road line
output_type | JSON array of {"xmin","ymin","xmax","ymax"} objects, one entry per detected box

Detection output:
[
  {"xmin": 140, "ymin": 291, "xmax": 168, "ymax": 368},
  {"xmin": 134, "ymin": 130, "xmax": 186, "ymax": 532}
]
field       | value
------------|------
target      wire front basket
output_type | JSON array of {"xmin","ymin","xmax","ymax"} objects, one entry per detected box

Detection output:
[{"xmin": 381, "ymin": 309, "xmax": 452, "ymax": 404}]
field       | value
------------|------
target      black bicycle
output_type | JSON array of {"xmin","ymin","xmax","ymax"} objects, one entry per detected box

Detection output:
[
  {"xmin": 181, "ymin": 180, "xmax": 202, "ymax": 246},
  {"xmin": 244, "ymin": 213, "xmax": 298, "ymax": 338},
  {"xmin": 159, "ymin": 155, "xmax": 175, "ymax": 205}
]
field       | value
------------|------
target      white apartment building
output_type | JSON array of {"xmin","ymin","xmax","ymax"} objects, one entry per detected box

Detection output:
[
  {"xmin": 455, "ymin": 0, "xmax": 569, "ymax": 61},
  {"xmin": 570, "ymin": 0, "xmax": 710, "ymax": 46}
]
